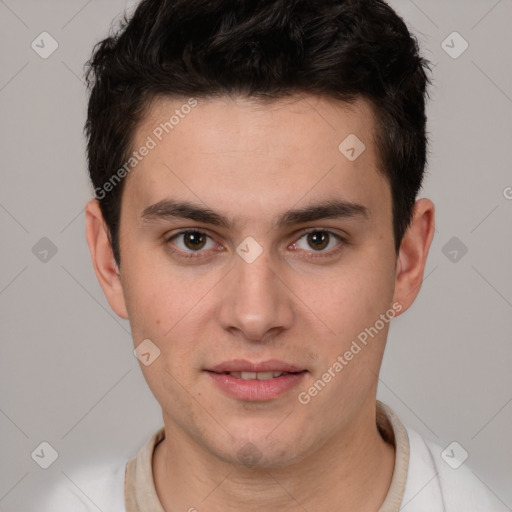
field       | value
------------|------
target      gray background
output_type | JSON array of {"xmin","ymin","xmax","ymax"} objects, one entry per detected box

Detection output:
[{"xmin": 1, "ymin": 0, "xmax": 511, "ymax": 510}]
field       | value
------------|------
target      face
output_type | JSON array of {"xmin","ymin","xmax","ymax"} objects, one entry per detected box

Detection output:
[{"xmin": 103, "ymin": 95, "xmax": 404, "ymax": 468}]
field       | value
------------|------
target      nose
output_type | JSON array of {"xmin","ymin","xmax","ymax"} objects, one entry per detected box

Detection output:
[{"xmin": 216, "ymin": 247, "xmax": 295, "ymax": 343}]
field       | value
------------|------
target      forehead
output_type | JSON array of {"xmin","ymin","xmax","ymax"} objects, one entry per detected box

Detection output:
[
  {"xmin": 138, "ymin": 94, "xmax": 376, "ymax": 157},
  {"xmin": 123, "ymin": 94, "xmax": 389, "ymax": 225}
]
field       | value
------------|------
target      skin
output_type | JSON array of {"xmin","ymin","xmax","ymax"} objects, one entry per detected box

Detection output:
[{"xmin": 86, "ymin": 94, "xmax": 435, "ymax": 511}]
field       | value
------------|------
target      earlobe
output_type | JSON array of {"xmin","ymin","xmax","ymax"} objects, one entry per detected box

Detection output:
[
  {"xmin": 85, "ymin": 199, "xmax": 129, "ymax": 319},
  {"xmin": 392, "ymin": 198, "xmax": 435, "ymax": 315}
]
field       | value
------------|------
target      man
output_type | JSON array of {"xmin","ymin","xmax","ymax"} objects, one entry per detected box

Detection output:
[{"xmin": 41, "ymin": 0, "xmax": 506, "ymax": 510}]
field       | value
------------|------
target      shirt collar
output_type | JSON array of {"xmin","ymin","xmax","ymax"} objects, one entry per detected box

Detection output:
[{"xmin": 124, "ymin": 400, "xmax": 410, "ymax": 512}]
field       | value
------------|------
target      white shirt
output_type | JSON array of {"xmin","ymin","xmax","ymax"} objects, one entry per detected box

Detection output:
[{"xmin": 35, "ymin": 402, "xmax": 508, "ymax": 511}]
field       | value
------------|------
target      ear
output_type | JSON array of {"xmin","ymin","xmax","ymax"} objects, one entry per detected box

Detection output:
[
  {"xmin": 85, "ymin": 199, "xmax": 129, "ymax": 319},
  {"xmin": 392, "ymin": 198, "xmax": 435, "ymax": 315}
]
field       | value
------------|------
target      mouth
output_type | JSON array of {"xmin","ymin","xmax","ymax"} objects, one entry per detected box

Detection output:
[
  {"xmin": 207, "ymin": 370, "xmax": 306, "ymax": 380},
  {"xmin": 204, "ymin": 360, "xmax": 308, "ymax": 401},
  {"xmin": 206, "ymin": 359, "xmax": 306, "ymax": 374}
]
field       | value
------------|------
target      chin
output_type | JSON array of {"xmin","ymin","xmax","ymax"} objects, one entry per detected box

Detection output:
[{"xmin": 213, "ymin": 431, "xmax": 310, "ymax": 470}]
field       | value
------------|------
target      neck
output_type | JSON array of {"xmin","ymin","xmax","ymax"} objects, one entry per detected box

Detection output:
[{"xmin": 153, "ymin": 401, "xmax": 395, "ymax": 512}]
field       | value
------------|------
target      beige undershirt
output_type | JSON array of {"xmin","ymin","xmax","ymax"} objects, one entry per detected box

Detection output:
[{"xmin": 125, "ymin": 401, "xmax": 410, "ymax": 512}]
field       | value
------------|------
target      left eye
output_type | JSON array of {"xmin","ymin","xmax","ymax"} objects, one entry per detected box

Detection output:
[
  {"xmin": 291, "ymin": 231, "xmax": 341, "ymax": 252},
  {"xmin": 170, "ymin": 230, "xmax": 216, "ymax": 252}
]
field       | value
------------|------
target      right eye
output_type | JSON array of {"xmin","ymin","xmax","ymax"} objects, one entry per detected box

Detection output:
[{"xmin": 166, "ymin": 229, "xmax": 220, "ymax": 258}]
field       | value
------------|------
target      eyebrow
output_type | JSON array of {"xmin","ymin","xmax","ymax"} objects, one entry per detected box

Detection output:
[{"xmin": 141, "ymin": 198, "xmax": 369, "ymax": 229}]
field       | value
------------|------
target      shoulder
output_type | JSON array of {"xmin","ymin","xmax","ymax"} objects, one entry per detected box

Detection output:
[
  {"xmin": 35, "ymin": 460, "xmax": 126, "ymax": 512},
  {"xmin": 402, "ymin": 426, "xmax": 508, "ymax": 512}
]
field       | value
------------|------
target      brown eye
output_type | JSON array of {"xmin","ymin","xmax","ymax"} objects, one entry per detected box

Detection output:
[
  {"xmin": 306, "ymin": 231, "xmax": 329, "ymax": 250},
  {"xmin": 307, "ymin": 231, "xmax": 329, "ymax": 251},
  {"xmin": 183, "ymin": 231, "xmax": 207, "ymax": 250},
  {"xmin": 169, "ymin": 230, "xmax": 216, "ymax": 253},
  {"xmin": 291, "ymin": 230, "xmax": 343, "ymax": 255}
]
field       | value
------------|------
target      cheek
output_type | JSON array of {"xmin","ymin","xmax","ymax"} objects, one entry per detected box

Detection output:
[
  {"xmin": 122, "ymin": 254, "xmax": 198, "ymax": 337},
  {"xmin": 122, "ymin": 254, "xmax": 216, "ymax": 382},
  {"xmin": 295, "ymin": 254, "xmax": 394, "ymax": 344}
]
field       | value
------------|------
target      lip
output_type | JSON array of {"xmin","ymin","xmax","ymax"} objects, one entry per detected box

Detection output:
[
  {"xmin": 207, "ymin": 359, "xmax": 305, "ymax": 373},
  {"xmin": 205, "ymin": 359, "xmax": 308, "ymax": 401}
]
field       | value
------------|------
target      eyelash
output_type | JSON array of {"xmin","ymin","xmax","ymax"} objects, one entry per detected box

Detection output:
[{"xmin": 164, "ymin": 228, "xmax": 346, "ymax": 260}]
